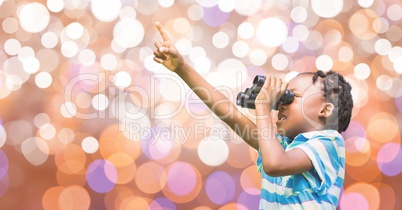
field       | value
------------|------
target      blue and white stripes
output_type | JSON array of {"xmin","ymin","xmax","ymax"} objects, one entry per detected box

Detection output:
[{"xmin": 257, "ymin": 130, "xmax": 345, "ymax": 210}]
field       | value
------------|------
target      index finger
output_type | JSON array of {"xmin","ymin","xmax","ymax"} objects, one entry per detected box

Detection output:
[{"xmin": 155, "ymin": 21, "xmax": 171, "ymax": 41}]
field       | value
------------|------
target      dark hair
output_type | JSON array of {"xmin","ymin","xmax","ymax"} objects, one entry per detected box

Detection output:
[{"xmin": 298, "ymin": 70, "xmax": 353, "ymax": 132}]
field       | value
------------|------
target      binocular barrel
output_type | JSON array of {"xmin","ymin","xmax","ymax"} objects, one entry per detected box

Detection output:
[{"xmin": 236, "ymin": 75, "xmax": 294, "ymax": 110}]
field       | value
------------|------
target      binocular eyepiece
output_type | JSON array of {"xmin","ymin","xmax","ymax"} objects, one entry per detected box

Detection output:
[{"xmin": 236, "ymin": 75, "xmax": 294, "ymax": 110}]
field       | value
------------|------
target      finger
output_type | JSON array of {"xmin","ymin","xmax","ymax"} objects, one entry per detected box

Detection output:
[
  {"xmin": 153, "ymin": 50, "xmax": 166, "ymax": 59},
  {"xmin": 159, "ymin": 47, "xmax": 170, "ymax": 54},
  {"xmin": 155, "ymin": 21, "xmax": 171, "ymax": 42},
  {"xmin": 270, "ymin": 76, "xmax": 277, "ymax": 89},
  {"xmin": 153, "ymin": 56, "xmax": 165, "ymax": 64},
  {"xmin": 275, "ymin": 77, "xmax": 282, "ymax": 90},
  {"xmin": 271, "ymin": 109, "xmax": 278, "ymax": 123},
  {"xmin": 154, "ymin": 41, "xmax": 162, "ymax": 49},
  {"xmin": 263, "ymin": 75, "xmax": 271, "ymax": 88}
]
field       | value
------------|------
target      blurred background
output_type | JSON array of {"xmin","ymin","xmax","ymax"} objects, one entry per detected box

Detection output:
[{"xmin": 0, "ymin": 0, "xmax": 401, "ymax": 209}]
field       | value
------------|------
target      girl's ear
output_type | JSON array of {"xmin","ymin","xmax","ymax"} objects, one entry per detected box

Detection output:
[{"xmin": 318, "ymin": 102, "xmax": 334, "ymax": 118}]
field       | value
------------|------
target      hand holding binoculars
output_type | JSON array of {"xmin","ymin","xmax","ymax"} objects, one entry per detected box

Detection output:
[{"xmin": 236, "ymin": 75, "xmax": 294, "ymax": 110}]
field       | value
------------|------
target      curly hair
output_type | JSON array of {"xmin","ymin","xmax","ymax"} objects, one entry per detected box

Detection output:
[{"xmin": 298, "ymin": 70, "xmax": 353, "ymax": 132}]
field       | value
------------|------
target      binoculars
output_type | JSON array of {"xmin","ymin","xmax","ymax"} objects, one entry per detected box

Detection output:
[{"xmin": 236, "ymin": 75, "xmax": 294, "ymax": 110}]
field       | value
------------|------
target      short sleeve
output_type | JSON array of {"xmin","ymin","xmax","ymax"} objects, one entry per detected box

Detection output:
[{"xmin": 293, "ymin": 135, "xmax": 343, "ymax": 195}]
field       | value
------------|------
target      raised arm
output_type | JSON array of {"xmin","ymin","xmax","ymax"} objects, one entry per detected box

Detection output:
[{"xmin": 153, "ymin": 21, "xmax": 259, "ymax": 150}]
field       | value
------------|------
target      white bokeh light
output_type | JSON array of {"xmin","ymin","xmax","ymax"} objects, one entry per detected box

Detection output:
[
  {"xmin": 249, "ymin": 49, "xmax": 267, "ymax": 66},
  {"xmin": 39, "ymin": 123, "xmax": 56, "ymax": 140},
  {"xmin": 58, "ymin": 128, "xmax": 75, "ymax": 144},
  {"xmin": 35, "ymin": 72, "xmax": 53, "ymax": 89},
  {"xmin": 154, "ymin": 103, "xmax": 176, "ymax": 120},
  {"xmin": 18, "ymin": 3, "xmax": 50, "ymax": 33},
  {"xmin": 2, "ymin": 17, "xmax": 19, "ymax": 34},
  {"xmin": 232, "ymin": 41, "xmax": 249, "ymax": 58},
  {"xmin": 238, "ymin": 22, "xmax": 254, "ymax": 39},
  {"xmin": 79, "ymin": 49, "xmax": 96, "ymax": 66},
  {"xmin": 388, "ymin": 47, "xmax": 402, "ymax": 63},
  {"xmin": 234, "ymin": 0, "xmax": 261, "ymax": 16},
  {"xmin": 100, "ymin": 53, "xmax": 117, "ymax": 71},
  {"xmin": 41, "ymin": 32, "xmax": 59, "ymax": 49},
  {"xmin": 338, "ymin": 46, "xmax": 354, "ymax": 62},
  {"xmin": 189, "ymin": 46, "xmax": 207, "ymax": 63},
  {"xmin": 0, "ymin": 125, "xmax": 6, "ymax": 148},
  {"xmin": 21, "ymin": 137, "xmax": 49, "ymax": 166},
  {"xmin": 145, "ymin": 55, "xmax": 166, "ymax": 73},
  {"xmin": 195, "ymin": 0, "xmax": 218, "ymax": 7},
  {"xmin": 212, "ymin": 31, "xmax": 229, "ymax": 49},
  {"xmin": 291, "ymin": 6, "xmax": 308, "ymax": 23},
  {"xmin": 197, "ymin": 136, "xmax": 229, "ymax": 167},
  {"xmin": 374, "ymin": 39, "xmax": 391, "ymax": 55},
  {"xmin": 114, "ymin": 18, "xmax": 144, "ymax": 48},
  {"xmin": 34, "ymin": 113, "xmax": 51, "ymax": 128},
  {"xmin": 120, "ymin": 6, "xmax": 136, "ymax": 19},
  {"xmin": 393, "ymin": 56, "xmax": 402, "ymax": 74},
  {"xmin": 23, "ymin": 57, "xmax": 40, "ymax": 74},
  {"xmin": 315, "ymin": 55, "xmax": 333, "ymax": 72},
  {"xmin": 354, "ymin": 63, "xmax": 371, "ymax": 80},
  {"xmin": 216, "ymin": 58, "xmax": 247, "ymax": 88},
  {"xmin": 111, "ymin": 39, "xmax": 127, "ymax": 53},
  {"xmin": 376, "ymin": 75, "xmax": 393, "ymax": 91},
  {"xmin": 175, "ymin": 39, "xmax": 193, "ymax": 55},
  {"xmin": 282, "ymin": 37, "xmax": 299, "ymax": 53},
  {"xmin": 193, "ymin": 56, "xmax": 212, "ymax": 74},
  {"xmin": 4, "ymin": 38, "xmax": 21, "ymax": 55},
  {"xmin": 81, "ymin": 136, "xmax": 99, "ymax": 154},
  {"xmin": 158, "ymin": 77, "xmax": 187, "ymax": 102},
  {"xmin": 187, "ymin": 5, "xmax": 204, "ymax": 21},
  {"xmin": 66, "ymin": 22, "xmax": 84, "ymax": 40},
  {"xmin": 387, "ymin": 4, "xmax": 402, "ymax": 21},
  {"xmin": 256, "ymin": 18, "xmax": 288, "ymax": 47},
  {"xmin": 61, "ymin": 41, "xmax": 78, "ymax": 58},
  {"xmin": 91, "ymin": 0, "xmax": 121, "ymax": 22},
  {"xmin": 6, "ymin": 75, "xmax": 23, "ymax": 91},
  {"xmin": 18, "ymin": 46, "xmax": 35, "ymax": 62},
  {"xmin": 173, "ymin": 18, "xmax": 190, "ymax": 34},
  {"xmin": 358, "ymin": 0, "xmax": 374, "ymax": 8},
  {"xmin": 47, "ymin": 0, "xmax": 64, "ymax": 12},
  {"xmin": 159, "ymin": 0, "xmax": 175, "ymax": 8},
  {"xmin": 373, "ymin": 17, "xmax": 389, "ymax": 34},
  {"xmin": 311, "ymin": 0, "xmax": 343, "ymax": 18},
  {"xmin": 92, "ymin": 94, "xmax": 109, "ymax": 111},
  {"xmin": 292, "ymin": 24, "xmax": 309, "ymax": 41},
  {"xmin": 218, "ymin": 0, "xmax": 235, "ymax": 12},
  {"xmin": 60, "ymin": 102, "xmax": 77, "ymax": 118},
  {"xmin": 272, "ymin": 53, "xmax": 289, "ymax": 71},
  {"xmin": 114, "ymin": 71, "xmax": 132, "ymax": 88}
]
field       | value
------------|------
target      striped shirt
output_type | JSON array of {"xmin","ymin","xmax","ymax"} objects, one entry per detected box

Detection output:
[{"xmin": 257, "ymin": 130, "xmax": 345, "ymax": 210}]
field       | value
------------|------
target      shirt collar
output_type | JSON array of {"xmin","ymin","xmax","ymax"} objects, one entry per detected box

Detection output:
[{"xmin": 294, "ymin": 130, "xmax": 341, "ymax": 140}]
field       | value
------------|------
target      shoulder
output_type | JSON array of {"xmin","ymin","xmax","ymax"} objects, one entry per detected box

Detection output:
[
  {"xmin": 289, "ymin": 130, "xmax": 345, "ymax": 159},
  {"xmin": 293, "ymin": 130, "xmax": 344, "ymax": 145}
]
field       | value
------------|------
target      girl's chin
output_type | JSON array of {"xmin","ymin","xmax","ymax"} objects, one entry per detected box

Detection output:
[
  {"xmin": 276, "ymin": 120, "xmax": 285, "ymax": 127},
  {"xmin": 275, "ymin": 122, "xmax": 286, "ymax": 135}
]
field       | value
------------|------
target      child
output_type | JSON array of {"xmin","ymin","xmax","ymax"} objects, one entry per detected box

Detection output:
[{"xmin": 153, "ymin": 21, "xmax": 353, "ymax": 209}]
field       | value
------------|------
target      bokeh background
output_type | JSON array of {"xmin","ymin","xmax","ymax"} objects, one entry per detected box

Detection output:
[{"xmin": 0, "ymin": 0, "xmax": 401, "ymax": 209}]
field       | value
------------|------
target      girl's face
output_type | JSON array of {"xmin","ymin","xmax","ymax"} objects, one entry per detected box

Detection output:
[{"xmin": 276, "ymin": 74, "xmax": 327, "ymax": 139}]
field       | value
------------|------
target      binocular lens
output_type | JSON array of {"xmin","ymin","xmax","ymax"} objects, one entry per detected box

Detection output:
[
  {"xmin": 271, "ymin": 90, "xmax": 294, "ymax": 110},
  {"xmin": 236, "ymin": 75, "xmax": 294, "ymax": 110}
]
